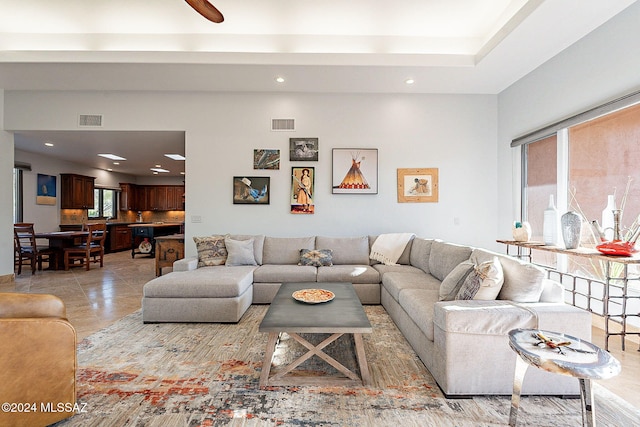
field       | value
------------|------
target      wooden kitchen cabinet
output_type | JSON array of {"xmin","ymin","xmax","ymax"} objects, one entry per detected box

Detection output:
[
  {"xmin": 60, "ymin": 173, "xmax": 95, "ymax": 209},
  {"xmin": 119, "ymin": 183, "xmax": 185, "ymax": 211},
  {"xmin": 110, "ymin": 225, "xmax": 133, "ymax": 252},
  {"xmin": 119, "ymin": 183, "xmax": 137, "ymax": 211}
]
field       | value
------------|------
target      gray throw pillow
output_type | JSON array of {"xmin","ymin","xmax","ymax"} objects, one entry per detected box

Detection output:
[
  {"xmin": 224, "ymin": 237, "xmax": 257, "ymax": 266},
  {"xmin": 438, "ymin": 260, "xmax": 474, "ymax": 301}
]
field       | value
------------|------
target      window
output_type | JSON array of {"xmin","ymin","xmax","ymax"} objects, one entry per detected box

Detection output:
[
  {"xmin": 522, "ymin": 102, "xmax": 640, "ymax": 282},
  {"xmin": 13, "ymin": 168, "xmax": 23, "ymax": 223},
  {"xmin": 88, "ymin": 188, "xmax": 117, "ymax": 219}
]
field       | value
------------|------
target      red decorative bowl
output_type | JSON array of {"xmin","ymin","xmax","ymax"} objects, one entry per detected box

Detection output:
[{"xmin": 596, "ymin": 241, "xmax": 637, "ymax": 257}]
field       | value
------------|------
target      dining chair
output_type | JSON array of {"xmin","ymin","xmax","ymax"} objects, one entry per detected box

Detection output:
[
  {"xmin": 63, "ymin": 223, "xmax": 107, "ymax": 271},
  {"xmin": 14, "ymin": 223, "xmax": 55, "ymax": 275}
]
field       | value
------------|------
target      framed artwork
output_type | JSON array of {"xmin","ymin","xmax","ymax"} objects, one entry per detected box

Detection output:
[
  {"xmin": 289, "ymin": 138, "xmax": 319, "ymax": 161},
  {"xmin": 332, "ymin": 148, "xmax": 378, "ymax": 194},
  {"xmin": 397, "ymin": 168, "xmax": 439, "ymax": 203},
  {"xmin": 36, "ymin": 173, "xmax": 57, "ymax": 205},
  {"xmin": 291, "ymin": 167, "xmax": 314, "ymax": 214},
  {"xmin": 233, "ymin": 176, "xmax": 270, "ymax": 204},
  {"xmin": 254, "ymin": 149, "xmax": 280, "ymax": 169}
]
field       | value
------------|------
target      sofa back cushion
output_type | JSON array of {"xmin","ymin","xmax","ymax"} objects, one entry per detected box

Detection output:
[
  {"xmin": 409, "ymin": 238, "xmax": 434, "ymax": 274},
  {"xmin": 317, "ymin": 236, "xmax": 369, "ymax": 265},
  {"xmin": 428, "ymin": 241, "xmax": 473, "ymax": 282},
  {"xmin": 470, "ymin": 248, "xmax": 545, "ymax": 302},
  {"xmin": 263, "ymin": 236, "xmax": 316, "ymax": 264}
]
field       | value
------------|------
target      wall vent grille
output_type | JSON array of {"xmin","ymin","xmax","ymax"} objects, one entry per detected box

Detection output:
[
  {"xmin": 78, "ymin": 114, "xmax": 103, "ymax": 127},
  {"xmin": 271, "ymin": 118, "xmax": 295, "ymax": 131}
]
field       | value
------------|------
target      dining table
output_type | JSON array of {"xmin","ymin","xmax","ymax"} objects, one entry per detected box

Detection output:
[{"xmin": 34, "ymin": 231, "xmax": 89, "ymax": 270}]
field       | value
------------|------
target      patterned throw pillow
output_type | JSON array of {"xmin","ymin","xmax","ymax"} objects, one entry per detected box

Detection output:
[
  {"xmin": 298, "ymin": 249, "xmax": 333, "ymax": 267},
  {"xmin": 193, "ymin": 235, "xmax": 227, "ymax": 267},
  {"xmin": 456, "ymin": 257, "xmax": 504, "ymax": 300}
]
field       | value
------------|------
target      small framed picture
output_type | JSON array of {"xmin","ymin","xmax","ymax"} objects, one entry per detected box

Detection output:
[
  {"xmin": 233, "ymin": 176, "xmax": 270, "ymax": 204},
  {"xmin": 291, "ymin": 167, "xmax": 314, "ymax": 214},
  {"xmin": 290, "ymin": 138, "xmax": 319, "ymax": 161},
  {"xmin": 36, "ymin": 174, "xmax": 57, "ymax": 205},
  {"xmin": 332, "ymin": 148, "xmax": 378, "ymax": 194},
  {"xmin": 254, "ymin": 149, "xmax": 280, "ymax": 169},
  {"xmin": 397, "ymin": 168, "xmax": 439, "ymax": 203}
]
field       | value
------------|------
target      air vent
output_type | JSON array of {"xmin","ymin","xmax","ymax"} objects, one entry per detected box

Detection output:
[
  {"xmin": 271, "ymin": 118, "xmax": 295, "ymax": 131},
  {"xmin": 78, "ymin": 114, "xmax": 103, "ymax": 127}
]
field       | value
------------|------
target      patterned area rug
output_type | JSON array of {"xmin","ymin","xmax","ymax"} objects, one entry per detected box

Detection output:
[{"xmin": 54, "ymin": 305, "xmax": 639, "ymax": 426}]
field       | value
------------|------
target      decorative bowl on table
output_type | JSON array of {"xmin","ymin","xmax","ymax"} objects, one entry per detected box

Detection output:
[
  {"xmin": 596, "ymin": 241, "xmax": 637, "ymax": 257},
  {"xmin": 292, "ymin": 289, "xmax": 335, "ymax": 304}
]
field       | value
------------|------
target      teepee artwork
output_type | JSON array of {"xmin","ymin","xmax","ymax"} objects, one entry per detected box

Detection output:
[{"xmin": 332, "ymin": 149, "xmax": 378, "ymax": 194}]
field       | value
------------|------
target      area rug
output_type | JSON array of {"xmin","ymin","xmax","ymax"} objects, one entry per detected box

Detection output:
[{"xmin": 54, "ymin": 305, "xmax": 639, "ymax": 427}]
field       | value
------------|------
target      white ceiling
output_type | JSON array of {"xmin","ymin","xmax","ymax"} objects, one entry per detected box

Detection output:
[{"xmin": 3, "ymin": 0, "xmax": 636, "ymax": 176}]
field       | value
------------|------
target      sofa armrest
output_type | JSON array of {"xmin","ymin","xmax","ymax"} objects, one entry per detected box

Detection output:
[
  {"xmin": 0, "ymin": 293, "xmax": 66, "ymax": 319},
  {"xmin": 173, "ymin": 256, "xmax": 199, "ymax": 271}
]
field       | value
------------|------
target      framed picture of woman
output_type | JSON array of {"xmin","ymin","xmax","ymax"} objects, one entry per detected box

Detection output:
[{"xmin": 291, "ymin": 167, "xmax": 314, "ymax": 214}]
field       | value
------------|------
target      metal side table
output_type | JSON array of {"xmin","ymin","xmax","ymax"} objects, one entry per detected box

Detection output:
[{"xmin": 508, "ymin": 328, "xmax": 621, "ymax": 426}]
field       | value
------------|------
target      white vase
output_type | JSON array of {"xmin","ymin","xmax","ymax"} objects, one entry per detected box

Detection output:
[
  {"xmin": 601, "ymin": 195, "xmax": 616, "ymax": 241},
  {"xmin": 543, "ymin": 195, "xmax": 558, "ymax": 246}
]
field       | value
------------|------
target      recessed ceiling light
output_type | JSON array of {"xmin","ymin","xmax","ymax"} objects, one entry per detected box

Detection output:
[
  {"xmin": 405, "ymin": 78, "xmax": 415, "ymax": 85},
  {"xmin": 107, "ymin": 168, "xmax": 113, "ymax": 172},
  {"xmin": 153, "ymin": 172, "xmax": 159, "ymax": 175},
  {"xmin": 44, "ymin": 142, "xmax": 54, "ymax": 147},
  {"xmin": 164, "ymin": 154, "xmax": 186, "ymax": 161},
  {"xmin": 98, "ymin": 153, "xmax": 127, "ymax": 161},
  {"xmin": 275, "ymin": 76, "xmax": 285, "ymax": 83},
  {"xmin": 155, "ymin": 164, "xmax": 162, "ymax": 168},
  {"xmin": 113, "ymin": 162, "xmax": 120, "ymax": 165},
  {"xmin": 150, "ymin": 167, "xmax": 170, "ymax": 173},
  {"xmin": 180, "ymin": 171, "xmax": 186, "ymax": 175}
]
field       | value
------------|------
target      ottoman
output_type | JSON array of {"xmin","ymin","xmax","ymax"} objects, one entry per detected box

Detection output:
[{"xmin": 142, "ymin": 266, "xmax": 256, "ymax": 323}]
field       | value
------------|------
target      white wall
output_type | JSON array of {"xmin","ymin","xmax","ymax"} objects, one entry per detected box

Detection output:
[
  {"xmin": 0, "ymin": 90, "xmax": 14, "ymax": 276},
  {"xmin": 4, "ymin": 91, "xmax": 498, "ymax": 258},
  {"xmin": 497, "ymin": 2, "xmax": 640, "ymax": 238}
]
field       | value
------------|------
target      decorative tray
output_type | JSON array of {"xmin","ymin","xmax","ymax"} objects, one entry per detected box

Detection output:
[{"xmin": 292, "ymin": 289, "xmax": 335, "ymax": 304}]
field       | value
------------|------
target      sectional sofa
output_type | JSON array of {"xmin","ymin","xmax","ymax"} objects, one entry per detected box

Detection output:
[{"xmin": 142, "ymin": 234, "xmax": 591, "ymax": 397}]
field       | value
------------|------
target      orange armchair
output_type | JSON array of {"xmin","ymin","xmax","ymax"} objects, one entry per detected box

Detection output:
[{"xmin": 0, "ymin": 293, "xmax": 77, "ymax": 427}]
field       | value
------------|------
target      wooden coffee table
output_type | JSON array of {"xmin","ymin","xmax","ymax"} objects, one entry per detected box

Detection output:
[{"xmin": 258, "ymin": 282, "xmax": 372, "ymax": 388}]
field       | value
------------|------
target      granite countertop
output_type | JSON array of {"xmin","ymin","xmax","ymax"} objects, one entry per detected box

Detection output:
[{"xmin": 127, "ymin": 222, "xmax": 184, "ymax": 228}]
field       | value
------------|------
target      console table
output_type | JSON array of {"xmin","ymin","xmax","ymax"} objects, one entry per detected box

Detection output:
[{"xmin": 497, "ymin": 240, "xmax": 640, "ymax": 351}]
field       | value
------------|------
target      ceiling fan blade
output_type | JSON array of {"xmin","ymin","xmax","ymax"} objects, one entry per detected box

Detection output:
[{"xmin": 185, "ymin": 0, "xmax": 224, "ymax": 23}]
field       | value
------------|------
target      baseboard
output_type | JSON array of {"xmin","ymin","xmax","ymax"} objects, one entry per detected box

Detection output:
[{"xmin": 0, "ymin": 273, "xmax": 15, "ymax": 285}]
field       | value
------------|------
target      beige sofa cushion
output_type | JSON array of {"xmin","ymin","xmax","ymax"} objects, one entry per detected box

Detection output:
[
  {"xmin": 429, "ymin": 241, "xmax": 473, "ymax": 282},
  {"xmin": 434, "ymin": 300, "xmax": 538, "ymax": 335},
  {"xmin": 399, "ymin": 289, "xmax": 440, "ymax": 341},
  {"xmin": 253, "ymin": 264, "xmax": 317, "ymax": 283},
  {"xmin": 263, "ymin": 236, "xmax": 315, "ymax": 264},
  {"xmin": 316, "ymin": 265, "xmax": 380, "ymax": 284},
  {"xmin": 316, "ymin": 236, "xmax": 370, "ymax": 265},
  {"xmin": 409, "ymin": 238, "xmax": 434, "ymax": 274},
  {"xmin": 143, "ymin": 266, "xmax": 255, "ymax": 298},
  {"xmin": 382, "ymin": 271, "xmax": 440, "ymax": 301}
]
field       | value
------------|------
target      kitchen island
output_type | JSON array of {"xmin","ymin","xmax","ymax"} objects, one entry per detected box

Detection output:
[{"xmin": 129, "ymin": 223, "xmax": 183, "ymax": 258}]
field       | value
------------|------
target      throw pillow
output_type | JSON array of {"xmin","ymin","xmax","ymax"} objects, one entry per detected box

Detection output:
[
  {"xmin": 438, "ymin": 260, "xmax": 475, "ymax": 301},
  {"xmin": 193, "ymin": 235, "xmax": 227, "ymax": 267},
  {"xmin": 456, "ymin": 257, "xmax": 504, "ymax": 300},
  {"xmin": 298, "ymin": 249, "xmax": 333, "ymax": 267},
  {"xmin": 224, "ymin": 237, "xmax": 257, "ymax": 266}
]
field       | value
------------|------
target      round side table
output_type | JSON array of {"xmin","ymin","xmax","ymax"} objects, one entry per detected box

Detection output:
[{"xmin": 508, "ymin": 328, "xmax": 621, "ymax": 427}]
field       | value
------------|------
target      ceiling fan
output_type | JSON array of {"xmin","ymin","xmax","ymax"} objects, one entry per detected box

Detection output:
[{"xmin": 185, "ymin": 0, "xmax": 224, "ymax": 23}]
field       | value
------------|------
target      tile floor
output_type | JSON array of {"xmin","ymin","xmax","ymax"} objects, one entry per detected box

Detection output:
[{"xmin": 2, "ymin": 251, "xmax": 639, "ymax": 408}]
